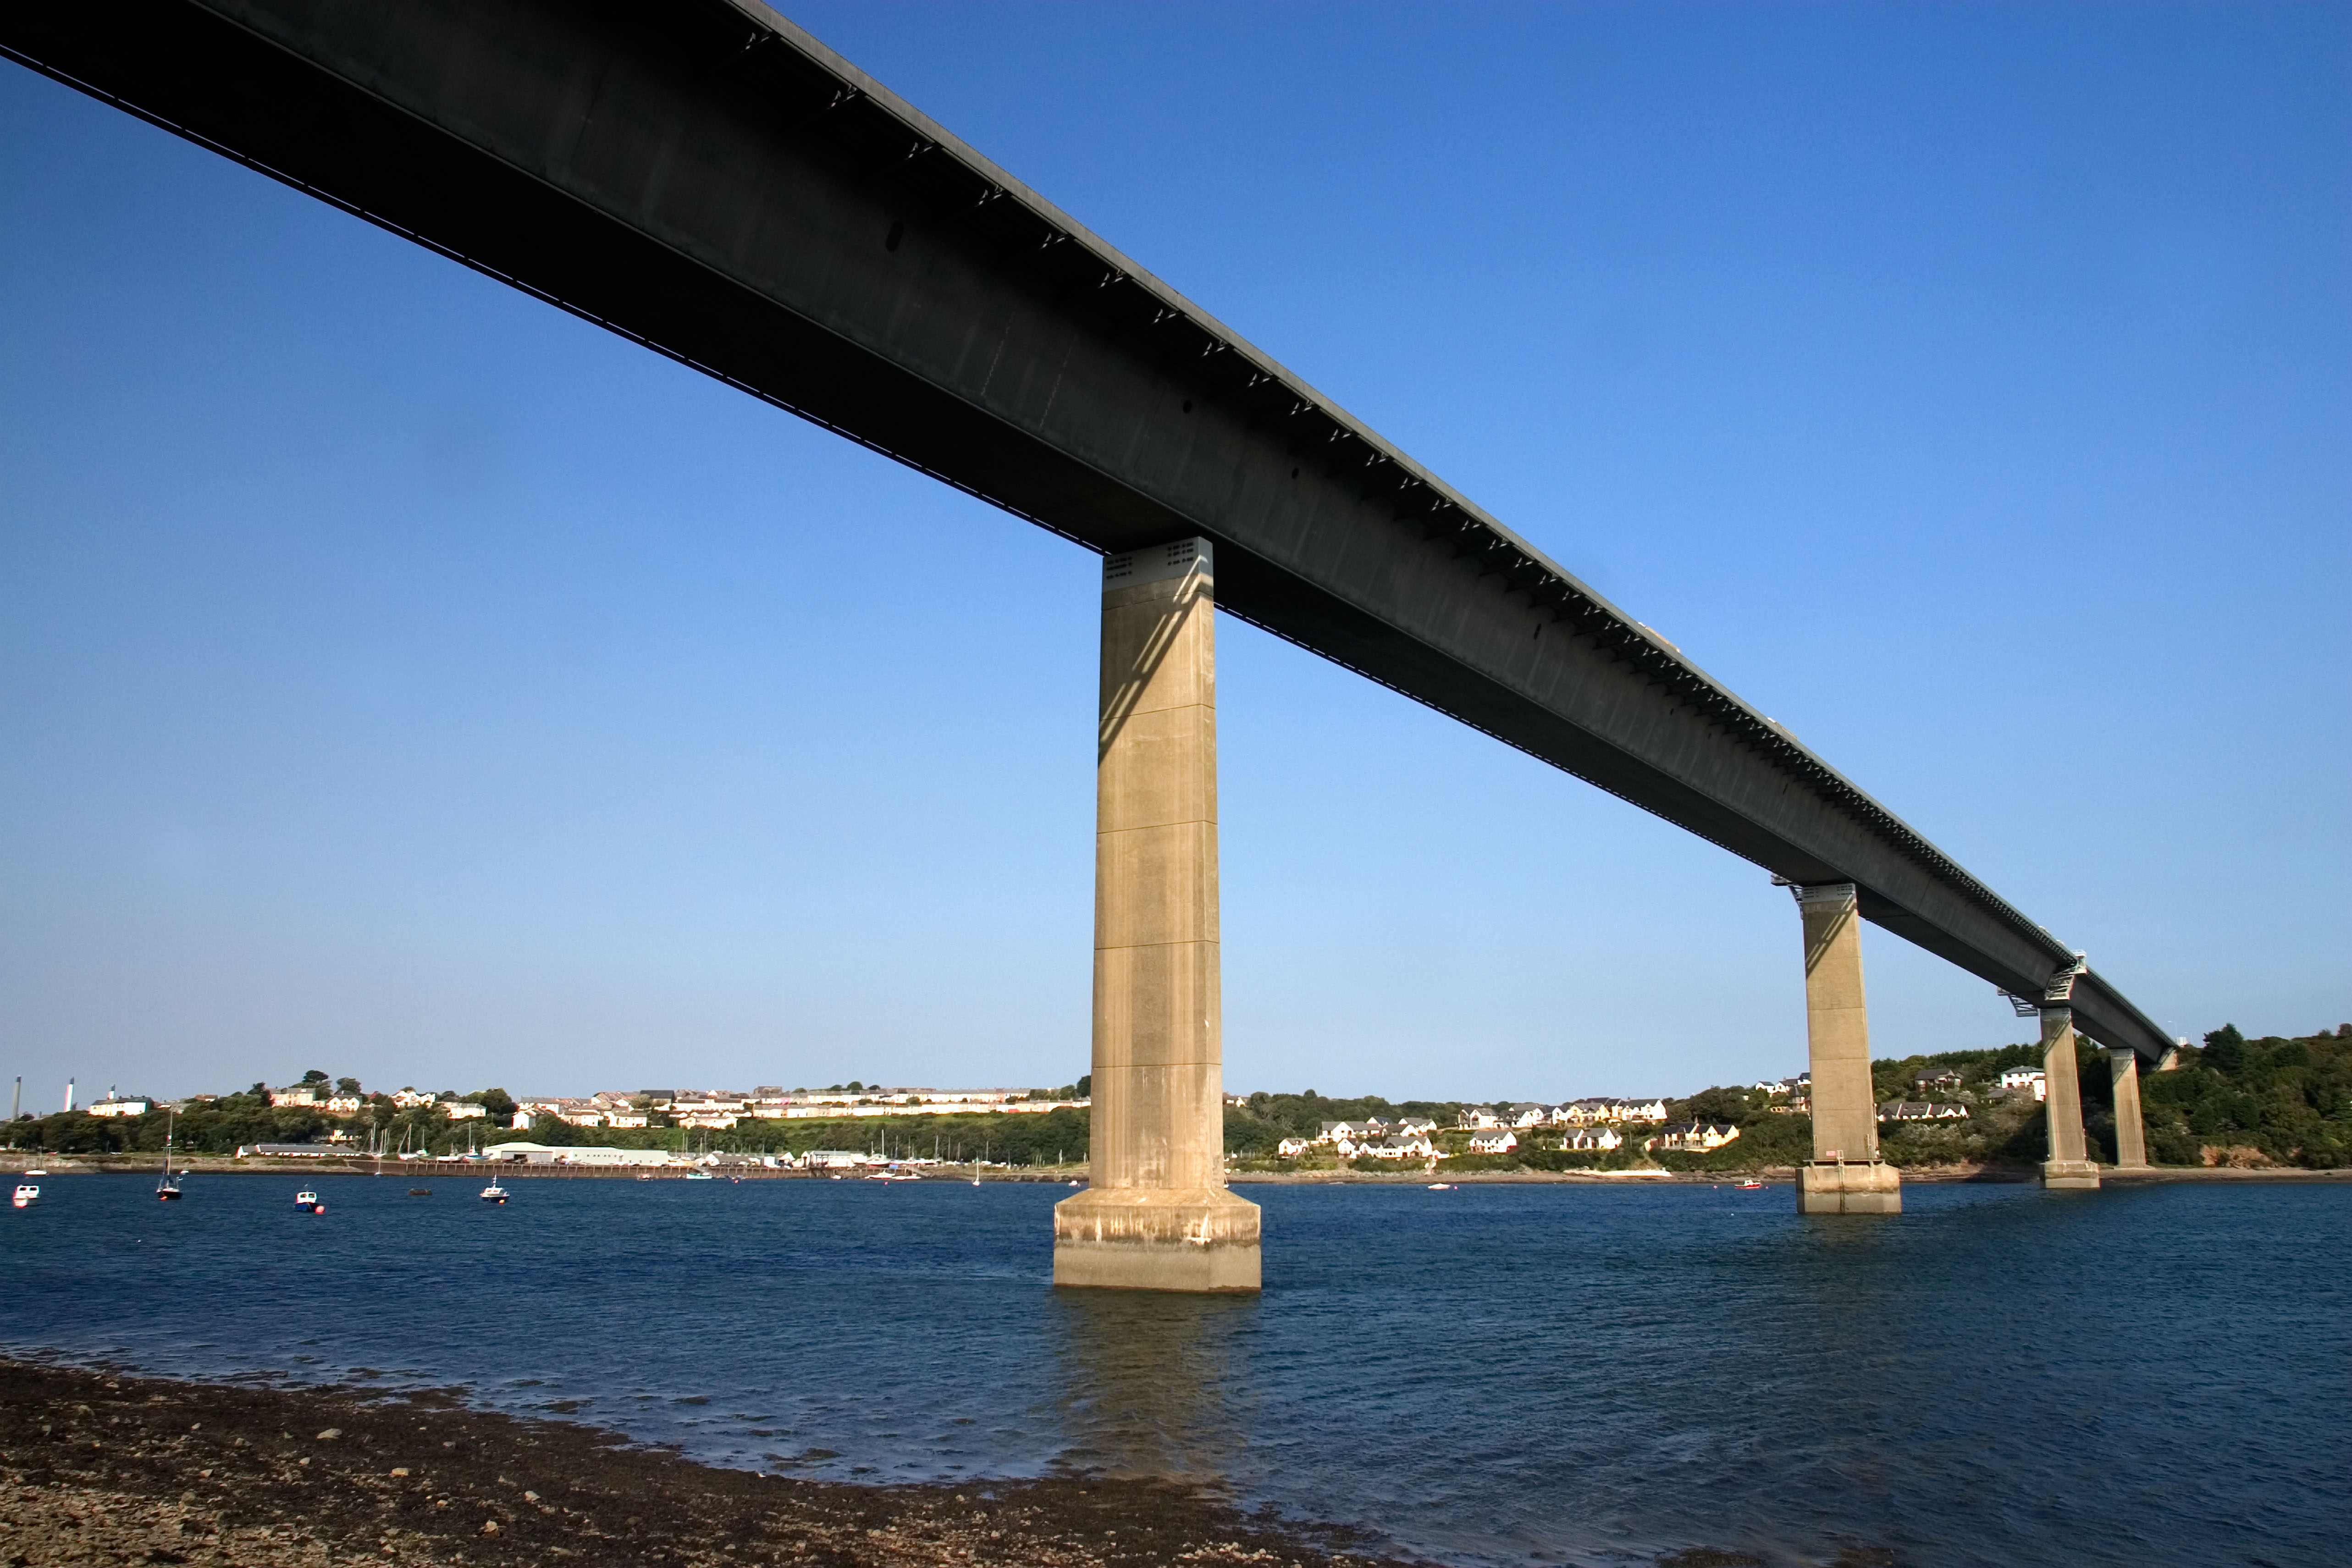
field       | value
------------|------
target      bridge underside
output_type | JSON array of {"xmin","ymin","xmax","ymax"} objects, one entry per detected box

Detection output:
[{"xmin": 0, "ymin": 0, "xmax": 2174, "ymax": 1059}]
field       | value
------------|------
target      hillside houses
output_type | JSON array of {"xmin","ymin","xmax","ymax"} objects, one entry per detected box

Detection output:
[
  {"xmin": 1878, "ymin": 1101, "xmax": 1969, "ymax": 1122},
  {"xmin": 1458, "ymin": 1097, "xmax": 1670, "ymax": 1130},
  {"xmin": 1647, "ymin": 1121, "xmax": 1740, "ymax": 1153}
]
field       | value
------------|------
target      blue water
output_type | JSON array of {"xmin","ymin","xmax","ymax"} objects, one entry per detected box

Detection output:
[{"xmin": 4, "ymin": 1174, "xmax": 2345, "ymax": 1567}]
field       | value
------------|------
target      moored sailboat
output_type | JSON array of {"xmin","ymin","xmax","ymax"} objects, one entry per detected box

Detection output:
[{"xmin": 155, "ymin": 1111, "xmax": 184, "ymax": 1201}]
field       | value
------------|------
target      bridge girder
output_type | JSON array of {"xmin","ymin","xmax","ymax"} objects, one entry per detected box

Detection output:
[{"xmin": 0, "ymin": 0, "xmax": 2177, "ymax": 1060}]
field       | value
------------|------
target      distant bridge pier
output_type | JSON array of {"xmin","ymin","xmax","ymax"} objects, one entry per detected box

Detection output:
[
  {"xmin": 1053, "ymin": 540, "xmax": 1261, "ymax": 1292},
  {"xmin": 1791, "ymin": 883, "xmax": 1901, "ymax": 1215},
  {"xmin": 2108, "ymin": 1048, "xmax": 2149, "ymax": 1170},
  {"xmin": 2039, "ymin": 1006, "xmax": 2102, "ymax": 1188}
]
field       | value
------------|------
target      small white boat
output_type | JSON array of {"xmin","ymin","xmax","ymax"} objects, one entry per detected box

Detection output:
[
  {"xmin": 683, "ymin": 1170, "xmax": 715, "ymax": 1182},
  {"xmin": 479, "ymin": 1182, "xmax": 508, "ymax": 1204},
  {"xmin": 293, "ymin": 1190, "xmax": 325, "ymax": 1214},
  {"xmin": 11, "ymin": 1183, "xmax": 37, "ymax": 1208},
  {"xmin": 1427, "ymin": 1182, "xmax": 1456, "ymax": 1190},
  {"xmin": 1738, "ymin": 1179, "xmax": 1767, "ymax": 1190}
]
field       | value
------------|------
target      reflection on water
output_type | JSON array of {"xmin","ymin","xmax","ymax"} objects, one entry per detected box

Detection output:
[{"xmin": 1049, "ymin": 1288, "xmax": 1254, "ymax": 1486}]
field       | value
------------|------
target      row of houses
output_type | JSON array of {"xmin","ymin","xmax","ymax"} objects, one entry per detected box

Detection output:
[
  {"xmin": 1458, "ymin": 1098, "xmax": 1672, "ymax": 1130},
  {"xmin": 1879, "ymin": 1101, "xmax": 1970, "ymax": 1122},
  {"xmin": 1268, "ymin": 1115, "xmax": 1741, "ymax": 1161}
]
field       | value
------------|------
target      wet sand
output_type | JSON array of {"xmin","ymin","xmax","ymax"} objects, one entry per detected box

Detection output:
[{"xmin": 0, "ymin": 1358, "xmax": 1418, "ymax": 1568}]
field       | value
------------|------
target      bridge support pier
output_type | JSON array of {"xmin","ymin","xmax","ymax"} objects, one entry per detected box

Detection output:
[
  {"xmin": 1054, "ymin": 539, "xmax": 1261, "ymax": 1292},
  {"xmin": 2108, "ymin": 1048, "xmax": 2148, "ymax": 1170},
  {"xmin": 1791, "ymin": 883, "xmax": 1901, "ymax": 1215},
  {"xmin": 2040, "ymin": 1007, "xmax": 2101, "ymax": 1188}
]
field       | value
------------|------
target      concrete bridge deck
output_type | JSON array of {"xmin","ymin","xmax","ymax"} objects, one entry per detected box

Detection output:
[{"xmin": 2, "ymin": 0, "xmax": 2184, "ymax": 1254}]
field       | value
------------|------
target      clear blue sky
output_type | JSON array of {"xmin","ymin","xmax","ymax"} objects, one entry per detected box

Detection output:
[{"xmin": 2, "ymin": 2, "xmax": 2344, "ymax": 1107}]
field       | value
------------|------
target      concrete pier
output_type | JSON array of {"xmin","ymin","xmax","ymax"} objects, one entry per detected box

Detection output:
[
  {"xmin": 2109, "ymin": 1047, "xmax": 2149, "ymax": 1170},
  {"xmin": 1054, "ymin": 539, "xmax": 1261, "ymax": 1292},
  {"xmin": 2040, "ymin": 1006, "xmax": 2102, "ymax": 1188},
  {"xmin": 1791, "ymin": 882, "xmax": 1901, "ymax": 1215}
]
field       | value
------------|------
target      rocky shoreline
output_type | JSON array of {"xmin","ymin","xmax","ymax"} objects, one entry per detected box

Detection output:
[{"xmin": 0, "ymin": 1358, "xmax": 1421, "ymax": 1568}]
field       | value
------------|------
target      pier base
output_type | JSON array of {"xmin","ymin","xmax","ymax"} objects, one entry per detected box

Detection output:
[
  {"xmin": 1796, "ymin": 1159, "xmax": 1903, "ymax": 1215},
  {"xmin": 1052, "ymin": 1188, "xmax": 1263, "ymax": 1292},
  {"xmin": 2040, "ymin": 1160, "xmax": 2103, "ymax": 1189}
]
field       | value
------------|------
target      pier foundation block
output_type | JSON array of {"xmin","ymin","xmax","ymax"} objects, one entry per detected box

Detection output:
[{"xmin": 1796, "ymin": 1159, "xmax": 1904, "ymax": 1215}]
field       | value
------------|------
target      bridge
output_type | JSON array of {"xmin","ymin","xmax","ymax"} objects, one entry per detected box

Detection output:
[{"xmin": 3, "ymin": 0, "xmax": 2175, "ymax": 1282}]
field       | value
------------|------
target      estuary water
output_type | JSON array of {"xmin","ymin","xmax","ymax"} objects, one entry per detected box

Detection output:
[{"xmin": 5, "ymin": 1173, "xmax": 2345, "ymax": 1568}]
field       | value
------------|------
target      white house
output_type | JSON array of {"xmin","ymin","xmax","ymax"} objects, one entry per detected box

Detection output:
[
  {"xmin": 1275, "ymin": 1137, "xmax": 1312, "ymax": 1158},
  {"xmin": 1564, "ymin": 1126, "xmax": 1623, "ymax": 1152},
  {"xmin": 1650, "ymin": 1121, "xmax": 1741, "ymax": 1152},
  {"xmin": 603, "ymin": 1111, "xmax": 650, "ymax": 1129},
  {"xmin": 268, "ymin": 1085, "xmax": 320, "ymax": 1108},
  {"xmin": 323, "ymin": 1095, "xmax": 363, "ymax": 1115},
  {"xmin": 441, "ymin": 1101, "xmax": 487, "ymax": 1121},
  {"xmin": 1618, "ymin": 1098, "xmax": 1670, "ymax": 1122},
  {"xmin": 1999, "ymin": 1066, "xmax": 2048, "ymax": 1102},
  {"xmin": 1459, "ymin": 1106, "xmax": 1505, "ymax": 1129},
  {"xmin": 86, "ymin": 1098, "xmax": 149, "ymax": 1118},
  {"xmin": 1467, "ymin": 1128, "xmax": 1518, "ymax": 1155},
  {"xmin": 390, "ymin": 1088, "xmax": 437, "ymax": 1109},
  {"xmin": 1397, "ymin": 1116, "xmax": 1438, "ymax": 1136},
  {"xmin": 1360, "ymin": 1133, "xmax": 1435, "ymax": 1160},
  {"xmin": 1507, "ymin": 1102, "xmax": 1552, "ymax": 1128}
]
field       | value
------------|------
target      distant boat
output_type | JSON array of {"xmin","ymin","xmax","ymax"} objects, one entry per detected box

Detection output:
[
  {"xmin": 293, "ymin": 1189, "xmax": 325, "ymax": 1214},
  {"xmin": 156, "ymin": 1112, "xmax": 184, "ymax": 1201},
  {"xmin": 11, "ymin": 1183, "xmax": 37, "ymax": 1209},
  {"xmin": 1738, "ymin": 1179, "xmax": 1767, "ymax": 1190},
  {"xmin": 479, "ymin": 1181, "xmax": 508, "ymax": 1204},
  {"xmin": 684, "ymin": 1170, "xmax": 716, "ymax": 1182},
  {"xmin": 1427, "ymin": 1183, "xmax": 1456, "ymax": 1190},
  {"xmin": 407, "ymin": 1187, "xmax": 431, "ymax": 1197}
]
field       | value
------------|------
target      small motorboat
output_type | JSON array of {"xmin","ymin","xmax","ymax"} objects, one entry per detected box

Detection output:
[
  {"xmin": 293, "ymin": 1190, "xmax": 325, "ymax": 1214},
  {"xmin": 479, "ymin": 1182, "xmax": 508, "ymax": 1204},
  {"xmin": 11, "ymin": 1183, "xmax": 38, "ymax": 1209},
  {"xmin": 1738, "ymin": 1179, "xmax": 1767, "ymax": 1190},
  {"xmin": 1427, "ymin": 1182, "xmax": 1457, "ymax": 1190},
  {"xmin": 407, "ymin": 1187, "xmax": 431, "ymax": 1197},
  {"xmin": 684, "ymin": 1170, "xmax": 715, "ymax": 1182}
]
